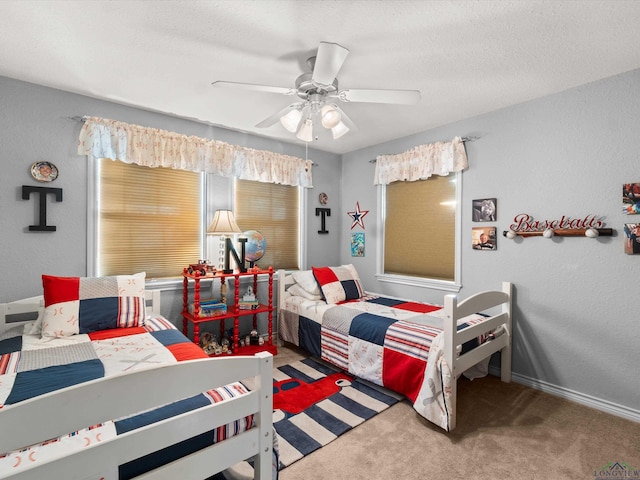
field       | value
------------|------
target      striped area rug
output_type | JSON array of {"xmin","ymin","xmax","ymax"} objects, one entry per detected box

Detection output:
[{"xmin": 273, "ymin": 357, "xmax": 402, "ymax": 468}]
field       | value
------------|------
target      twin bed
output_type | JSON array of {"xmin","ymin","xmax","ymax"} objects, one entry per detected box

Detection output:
[
  {"xmin": 0, "ymin": 266, "xmax": 513, "ymax": 478},
  {"xmin": 0, "ymin": 274, "xmax": 275, "ymax": 480},
  {"xmin": 277, "ymin": 265, "xmax": 513, "ymax": 431}
]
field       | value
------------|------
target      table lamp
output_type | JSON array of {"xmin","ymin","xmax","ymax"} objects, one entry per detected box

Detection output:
[{"xmin": 206, "ymin": 209, "xmax": 247, "ymax": 274}]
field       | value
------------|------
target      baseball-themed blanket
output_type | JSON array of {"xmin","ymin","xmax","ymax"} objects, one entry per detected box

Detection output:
[
  {"xmin": 0, "ymin": 316, "xmax": 252, "ymax": 479},
  {"xmin": 279, "ymin": 293, "xmax": 488, "ymax": 431}
]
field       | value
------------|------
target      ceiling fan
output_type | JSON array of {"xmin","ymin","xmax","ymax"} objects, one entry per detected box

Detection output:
[{"xmin": 212, "ymin": 41, "xmax": 421, "ymax": 141}]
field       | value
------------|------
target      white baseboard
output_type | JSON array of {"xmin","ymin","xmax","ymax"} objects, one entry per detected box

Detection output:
[{"xmin": 488, "ymin": 366, "xmax": 640, "ymax": 424}]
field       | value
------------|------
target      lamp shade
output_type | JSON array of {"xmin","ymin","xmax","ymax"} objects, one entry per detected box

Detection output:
[
  {"xmin": 296, "ymin": 118, "xmax": 314, "ymax": 142},
  {"xmin": 331, "ymin": 121, "xmax": 349, "ymax": 139},
  {"xmin": 207, "ymin": 209, "xmax": 241, "ymax": 235},
  {"xmin": 321, "ymin": 104, "xmax": 341, "ymax": 128},
  {"xmin": 280, "ymin": 109, "xmax": 303, "ymax": 132}
]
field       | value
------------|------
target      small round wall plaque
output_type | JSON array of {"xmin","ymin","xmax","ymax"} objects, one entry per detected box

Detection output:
[{"xmin": 30, "ymin": 161, "xmax": 58, "ymax": 182}]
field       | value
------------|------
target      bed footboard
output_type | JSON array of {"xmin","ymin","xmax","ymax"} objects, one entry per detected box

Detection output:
[{"xmin": 443, "ymin": 281, "xmax": 512, "ymax": 430}]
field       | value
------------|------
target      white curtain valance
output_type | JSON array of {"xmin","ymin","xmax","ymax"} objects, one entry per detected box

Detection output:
[
  {"xmin": 373, "ymin": 136, "xmax": 468, "ymax": 185},
  {"xmin": 77, "ymin": 116, "xmax": 313, "ymax": 188}
]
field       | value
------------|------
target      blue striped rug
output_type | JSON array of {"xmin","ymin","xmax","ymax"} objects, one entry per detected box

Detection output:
[{"xmin": 273, "ymin": 357, "xmax": 402, "ymax": 468}]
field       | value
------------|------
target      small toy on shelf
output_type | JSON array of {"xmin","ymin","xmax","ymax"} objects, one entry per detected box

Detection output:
[
  {"xmin": 199, "ymin": 332, "xmax": 220, "ymax": 355},
  {"xmin": 199, "ymin": 332, "xmax": 213, "ymax": 349},
  {"xmin": 188, "ymin": 260, "xmax": 216, "ymax": 276},
  {"xmin": 249, "ymin": 329, "xmax": 260, "ymax": 346},
  {"xmin": 221, "ymin": 337, "xmax": 231, "ymax": 354},
  {"xmin": 242, "ymin": 285, "xmax": 256, "ymax": 302},
  {"xmin": 239, "ymin": 286, "xmax": 259, "ymax": 310}
]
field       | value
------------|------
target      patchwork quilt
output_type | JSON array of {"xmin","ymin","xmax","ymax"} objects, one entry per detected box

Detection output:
[
  {"xmin": 0, "ymin": 315, "xmax": 253, "ymax": 479},
  {"xmin": 279, "ymin": 293, "xmax": 488, "ymax": 431}
]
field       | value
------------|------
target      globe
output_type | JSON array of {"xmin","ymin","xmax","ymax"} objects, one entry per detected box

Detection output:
[{"xmin": 243, "ymin": 230, "xmax": 266, "ymax": 266}]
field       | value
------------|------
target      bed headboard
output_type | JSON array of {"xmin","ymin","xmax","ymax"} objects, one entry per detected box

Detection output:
[
  {"xmin": 0, "ymin": 289, "xmax": 162, "ymax": 335},
  {"xmin": 277, "ymin": 269, "xmax": 296, "ymax": 315}
]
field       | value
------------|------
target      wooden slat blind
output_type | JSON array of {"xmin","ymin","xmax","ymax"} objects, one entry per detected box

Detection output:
[
  {"xmin": 384, "ymin": 175, "xmax": 456, "ymax": 281},
  {"xmin": 98, "ymin": 159, "xmax": 201, "ymax": 278},
  {"xmin": 235, "ymin": 180, "xmax": 299, "ymax": 270}
]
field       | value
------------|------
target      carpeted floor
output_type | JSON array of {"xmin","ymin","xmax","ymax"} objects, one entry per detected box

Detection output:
[{"xmin": 275, "ymin": 344, "xmax": 640, "ymax": 480}]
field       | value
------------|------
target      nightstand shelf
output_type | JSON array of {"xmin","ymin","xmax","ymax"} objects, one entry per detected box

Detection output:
[{"xmin": 182, "ymin": 267, "xmax": 276, "ymax": 355}]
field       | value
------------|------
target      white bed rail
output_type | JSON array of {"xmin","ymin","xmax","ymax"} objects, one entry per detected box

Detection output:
[
  {"xmin": 0, "ymin": 296, "xmax": 43, "ymax": 335},
  {"xmin": 0, "ymin": 352, "xmax": 273, "ymax": 480}
]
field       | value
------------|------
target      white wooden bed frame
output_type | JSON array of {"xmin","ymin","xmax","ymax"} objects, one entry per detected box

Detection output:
[
  {"xmin": 0, "ymin": 291, "xmax": 274, "ymax": 480},
  {"xmin": 277, "ymin": 270, "xmax": 512, "ymax": 431}
]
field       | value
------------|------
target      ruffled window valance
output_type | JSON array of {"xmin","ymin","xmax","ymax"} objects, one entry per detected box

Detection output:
[
  {"xmin": 77, "ymin": 116, "xmax": 313, "ymax": 187},
  {"xmin": 373, "ymin": 136, "xmax": 468, "ymax": 185}
]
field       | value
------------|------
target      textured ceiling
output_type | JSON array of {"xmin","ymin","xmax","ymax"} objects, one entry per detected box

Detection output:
[{"xmin": 2, "ymin": 0, "xmax": 640, "ymax": 154}]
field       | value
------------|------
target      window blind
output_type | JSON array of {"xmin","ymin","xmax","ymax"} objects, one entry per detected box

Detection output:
[
  {"xmin": 384, "ymin": 175, "xmax": 456, "ymax": 281},
  {"xmin": 98, "ymin": 159, "xmax": 201, "ymax": 278},
  {"xmin": 235, "ymin": 180, "xmax": 299, "ymax": 270}
]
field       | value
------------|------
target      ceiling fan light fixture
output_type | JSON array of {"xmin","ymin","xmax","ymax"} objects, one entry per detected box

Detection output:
[
  {"xmin": 296, "ymin": 118, "xmax": 314, "ymax": 142},
  {"xmin": 216, "ymin": 41, "xmax": 420, "ymax": 143},
  {"xmin": 320, "ymin": 104, "xmax": 341, "ymax": 129},
  {"xmin": 331, "ymin": 121, "xmax": 349, "ymax": 139},
  {"xmin": 280, "ymin": 108, "xmax": 302, "ymax": 132}
]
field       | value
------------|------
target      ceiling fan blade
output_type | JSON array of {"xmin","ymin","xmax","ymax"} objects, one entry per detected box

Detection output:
[
  {"xmin": 212, "ymin": 81, "xmax": 295, "ymax": 96},
  {"xmin": 312, "ymin": 42, "xmax": 349, "ymax": 87},
  {"xmin": 338, "ymin": 88, "xmax": 421, "ymax": 105},
  {"xmin": 255, "ymin": 103, "xmax": 303, "ymax": 128}
]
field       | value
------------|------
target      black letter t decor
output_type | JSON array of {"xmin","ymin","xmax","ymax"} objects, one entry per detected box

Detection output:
[
  {"xmin": 22, "ymin": 185, "xmax": 63, "ymax": 231},
  {"xmin": 316, "ymin": 208, "xmax": 331, "ymax": 234}
]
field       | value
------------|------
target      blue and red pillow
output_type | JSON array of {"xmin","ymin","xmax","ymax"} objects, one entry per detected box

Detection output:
[
  {"xmin": 311, "ymin": 264, "xmax": 364, "ymax": 304},
  {"xmin": 41, "ymin": 272, "xmax": 146, "ymax": 338}
]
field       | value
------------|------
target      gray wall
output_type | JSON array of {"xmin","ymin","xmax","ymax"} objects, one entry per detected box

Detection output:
[{"xmin": 340, "ymin": 68, "xmax": 640, "ymax": 421}]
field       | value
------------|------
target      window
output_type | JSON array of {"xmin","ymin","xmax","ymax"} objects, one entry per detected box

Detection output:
[
  {"xmin": 93, "ymin": 162, "xmax": 300, "ymax": 279},
  {"xmin": 379, "ymin": 173, "xmax": 461, "ymax": 290},
  {"xmin": 234, "ymin": 179, "xmax": 299, "ymax": 270},
  {"xmin": 95, "ymin": 159, "xmax": 202, "ymax": 279}
]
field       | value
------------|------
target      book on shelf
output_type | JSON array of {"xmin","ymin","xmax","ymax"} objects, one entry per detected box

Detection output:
[
  {"xmin": 189, "ymin": 299, "xmax": 227, "ymax": 317},
  {"xmin": 238, "ymin": 300, "xmax": 260, "ymax": 310},
  {"xmin": 198, "ymin": 298, "xmax": 224, "ymax": 305}
]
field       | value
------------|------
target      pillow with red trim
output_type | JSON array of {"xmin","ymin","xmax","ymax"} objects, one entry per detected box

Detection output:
[
  {"xmin": 41, "ymin": 272, "xmax": 146, "ymax": 338},
  {"xmin": 311, "ymin": 264, "xmax": 364, "ymax": 304}
]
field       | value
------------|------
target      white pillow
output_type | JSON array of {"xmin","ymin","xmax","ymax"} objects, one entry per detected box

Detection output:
[
  {"xmin": 291, "ymin": 270, "xmax": 321, "ymax": 296},
  {"xmin": 288, "ymin": 284, "xmax": 323, "ymax": 301}
]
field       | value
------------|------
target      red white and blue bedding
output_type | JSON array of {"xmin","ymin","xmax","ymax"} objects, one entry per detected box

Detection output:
[
  {"xmin": 0, "ymin": 315, "xmax": 253, "ymax": 479},
  {"xmin": 278, "ymin": 292, "xmax": 488, "ymax": 430}
]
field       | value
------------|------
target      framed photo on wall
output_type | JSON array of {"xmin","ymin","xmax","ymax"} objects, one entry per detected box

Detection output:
[
  {"xmin": 472, "ymin": 198, "xmax": 496, "ymax": 222},
  {"xmin": 624, "ymin": 223, "xmax": 640, "ymax": 254},
  {"xmin": 351, "ymin": 232, "xmax": 365, "ymax": 257},
  {"xmin": 472, "ymin": 226, "xmax": 497, "ymax": 250},
  {"xmin": 623, "ymin": 183, "xmax": 640, "ymax": 214}
]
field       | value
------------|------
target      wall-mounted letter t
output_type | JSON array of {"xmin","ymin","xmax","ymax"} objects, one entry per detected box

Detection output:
[
  {"xmin": 316, "ymin": 208, "xmax": 331, "ymax": 234},
  {"xmin": 22, "ymin": 185, "xmax": 63, "ymax": 231}
]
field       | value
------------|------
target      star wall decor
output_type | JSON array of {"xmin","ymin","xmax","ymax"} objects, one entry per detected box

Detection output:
[{"xmin": 347, "ymin": 201, "xmax": 369, "ymax": 230}]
